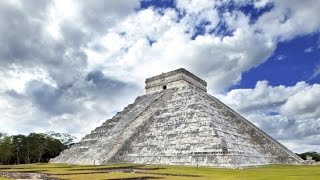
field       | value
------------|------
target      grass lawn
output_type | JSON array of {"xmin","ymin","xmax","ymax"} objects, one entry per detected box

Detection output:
[{"xmin": 0, "ymin": 163, "xmax": 319, "ymax": 180}]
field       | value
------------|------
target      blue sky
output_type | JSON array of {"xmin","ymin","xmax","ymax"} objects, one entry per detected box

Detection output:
[
  {"xmin": 140, "ymin": 0, "xmax": 320, "ymax": 90},
  {"xmin": 0, "ymin": 0, "xmax": 319, "ymax": 153},
  {"xmin": 232, "ymin": 33, "xmax": 320, "ymax": 89}
]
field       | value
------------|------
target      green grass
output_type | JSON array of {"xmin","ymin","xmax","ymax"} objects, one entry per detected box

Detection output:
[
  {"xmin": 0, "ymin": 163, "xmax": 319, "ymax": 180},
  {"xmin": 0, "ymin": 178, "xmax": 11, "ymax": 180}
]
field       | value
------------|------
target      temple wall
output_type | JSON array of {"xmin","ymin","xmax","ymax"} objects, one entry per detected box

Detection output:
[{"xmin": 145, "ymin": 69, "xmax": 207, "ymax": 94}]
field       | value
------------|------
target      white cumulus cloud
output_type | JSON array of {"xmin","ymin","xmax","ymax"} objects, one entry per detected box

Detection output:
[{"xmin": 217, "ymin": 81, "xmax": 320, "ymax": 152}]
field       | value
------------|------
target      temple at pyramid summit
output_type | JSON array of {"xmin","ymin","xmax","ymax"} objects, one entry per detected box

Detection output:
[{"xmin": 51, "ymin": 68, "xmax": 304, "ymax": 167}]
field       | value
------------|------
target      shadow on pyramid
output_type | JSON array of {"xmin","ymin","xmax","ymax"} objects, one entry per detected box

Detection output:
[{"xmin": 51, "ymin": 68, "xmax": 304, "ymax": 168}]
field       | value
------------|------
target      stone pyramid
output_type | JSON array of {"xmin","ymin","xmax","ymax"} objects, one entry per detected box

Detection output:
[{"xmin": 51, "ymin": 68, "xmax": 304, "ymax": 167}]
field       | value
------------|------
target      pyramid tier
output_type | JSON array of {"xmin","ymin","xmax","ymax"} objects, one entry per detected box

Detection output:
[{"xmin": 51, "ymin": 85, "xmax": 303, "ymax": 167}]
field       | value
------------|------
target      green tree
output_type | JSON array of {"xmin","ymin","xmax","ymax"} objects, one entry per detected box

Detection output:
[
  {"xmin": 42, "ymin": 137, "xmax": 67, "ymax": 162},
  {"xmin": 297, "ymin": 152, "xmax": 320, "ymax": 161},
  {"xmin": 11, "ymin": 135, "xmax": 26, "ymax": 164},
  {"xmin": 27, "ymin": 133, "xmax": 47, "ymax": 163},
  {"xmin": 0, "ymin": 136, "xmax": 13, "ymax": 164},
  {"xmin": 0, "ymin": 132, "xmax": 70, "ymax": 164}
]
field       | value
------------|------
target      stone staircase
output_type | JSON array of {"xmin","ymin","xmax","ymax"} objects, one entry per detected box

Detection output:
[
  {"xmin": 51, "ymin": 89, "xmax": 175, "ymax": 164},
  {"xmin": 103, "ymin": 88, "xmax": 177, "ymax": 163}
]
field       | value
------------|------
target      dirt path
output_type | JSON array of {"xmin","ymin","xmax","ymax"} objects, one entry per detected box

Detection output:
[{"xmin": 0, "ymin": 172, "xmax": 59, "ymax": 180}]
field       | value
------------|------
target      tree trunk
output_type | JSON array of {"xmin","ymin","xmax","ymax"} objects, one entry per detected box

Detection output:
[
  {"xmin": 27, "ymin": 154, "xmax": 30, "ymax": 164},
  {"xmin": 16, "ymin": 151, "xmax": 20, "ymax": 164},
  {"xmin": 38, "ymin": 152, "xmax": 41, "ymax": 163}
]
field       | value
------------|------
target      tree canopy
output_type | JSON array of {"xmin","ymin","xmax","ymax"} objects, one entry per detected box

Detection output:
[
  {"xmin": 297, "ymin": 152, "xmax": 320, "ymax": 161},
  {"xmin": 0, "ymin": 132, "xmax": 72, "ymax": 164}
]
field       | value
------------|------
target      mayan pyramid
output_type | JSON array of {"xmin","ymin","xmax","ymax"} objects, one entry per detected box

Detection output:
[{"xmin": 51, "ymin": 68, "xmax": 304, "ymax": 167}]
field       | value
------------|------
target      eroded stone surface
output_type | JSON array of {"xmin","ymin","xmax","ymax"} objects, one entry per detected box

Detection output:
[{"xmin": 51, "ymin": 68, "xmax": 304, "ymax": 167}]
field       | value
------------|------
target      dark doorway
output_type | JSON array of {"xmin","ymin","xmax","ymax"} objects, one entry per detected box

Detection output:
[{"xmin": 163, "ymin": 85, "xmax": 167, "ymax": 90}]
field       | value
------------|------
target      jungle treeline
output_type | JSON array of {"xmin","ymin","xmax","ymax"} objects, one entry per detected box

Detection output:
[{"xmin": 0, "ymin": 132, "xmax": 71, "ymax": 165}]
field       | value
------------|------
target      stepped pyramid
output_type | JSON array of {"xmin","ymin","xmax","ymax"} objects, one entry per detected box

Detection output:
[{"xmin": 51, "ymin": 68, "xmax": 304, "ymax": 167}]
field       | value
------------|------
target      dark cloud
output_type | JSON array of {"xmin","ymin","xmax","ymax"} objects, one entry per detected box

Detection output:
[
  {"xmin": 5, "ymin": 89, "xmax": 24, "ymax": 99},
  {"xmin": 0, "ymin": 1, "xmax": 45, "ymax": 64},
  {"xmin": 0, "ymin": 1, "xmax": 87, "ymax": 90},
  {"xmin": 86, "ymin": 70, "xmax": 126, "ymax": 92},
  {"xmin": 24, "ymin": 80, "xmax": 76, "ymax": 115},
  {"xmin": 248, "ymin": 114, "xmax": 320, "ymax": 149},
  {"xmin": 239, "ymin": 101, "xmax": 286, "ymax": 114},
  {"xmin": 2, "ymin": 69, "xmax": 139, "ymax": 119},
  {"xmin": 0, "ymin": 0, "xmax": 140, "ymax": 89},
  {"xmin": 80, "ymin": 0, "xmax": 140, "ymax": 34},
  {"xmin": 256, "ymin": 117, "xmax": 298, "ymax": 139},
  {"xmin": 59, "ymin": 22, "xmax": 88, "ymax": 48}
]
